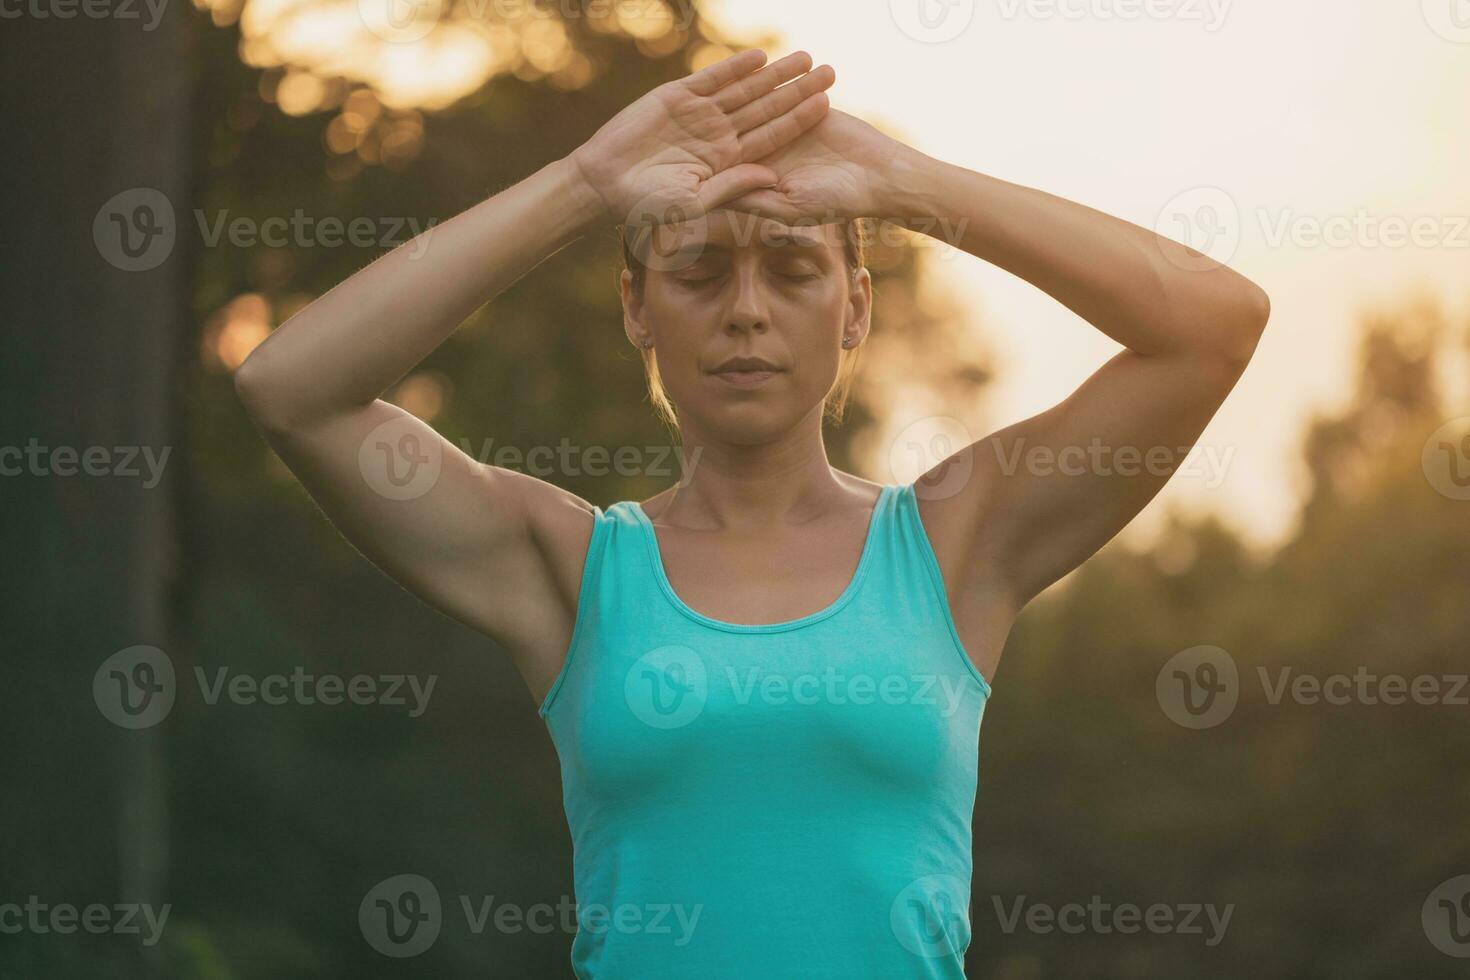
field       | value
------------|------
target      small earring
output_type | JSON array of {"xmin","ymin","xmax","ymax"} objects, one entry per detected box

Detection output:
[{"xmin": 841, "ymin": 338, "xmax": 855, "ymax": 348}]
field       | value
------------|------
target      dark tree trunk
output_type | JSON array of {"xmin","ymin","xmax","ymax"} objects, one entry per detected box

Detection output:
[{"xmin": 0, "ymin": 6, "xmax": 190, "ymax": 976}]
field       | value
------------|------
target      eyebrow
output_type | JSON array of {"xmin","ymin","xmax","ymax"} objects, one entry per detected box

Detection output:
[{"xmin": 661, "ymin": 236, "xmax": 826, "ymax": 266}]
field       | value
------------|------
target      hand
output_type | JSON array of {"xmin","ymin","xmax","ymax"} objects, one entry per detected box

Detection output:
[
  {"xmin": 721, "ymin": 108, "xmax": 912, "ymax": 225},
  {"xmin": 567, "ymin": 50, "xmax": 836, "ymax": 226}
]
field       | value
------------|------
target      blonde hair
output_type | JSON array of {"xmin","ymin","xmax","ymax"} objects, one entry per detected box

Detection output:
[{"xmin": 620, "ymin": 217, "xmax": 872, "ymax": 429}]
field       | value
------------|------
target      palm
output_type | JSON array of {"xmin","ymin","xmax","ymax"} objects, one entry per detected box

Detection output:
[
  {"xmin": 612, "ymin": 92, "xmax": 743, "ymax": 223},
  {"xmin": 727, "ymin": 109, "xmax": 900, "ymax": 224},
  {"xmin": 568, "ymin": 50, "xmax": 838, "ymax": 226}
]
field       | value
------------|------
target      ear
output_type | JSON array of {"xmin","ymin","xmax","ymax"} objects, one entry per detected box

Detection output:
[
  {"xmin": 620, "ymin": 268, "xmax": 652, "ymax": 350},
  {"xmin": 842, "ymin": 266, "xmax": 873, "ymax": 349}
]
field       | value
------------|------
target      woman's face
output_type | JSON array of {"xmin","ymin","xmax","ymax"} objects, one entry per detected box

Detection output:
[{"xmin": 620, "ymin": 210, "xmax": 871, "ymax": 446}]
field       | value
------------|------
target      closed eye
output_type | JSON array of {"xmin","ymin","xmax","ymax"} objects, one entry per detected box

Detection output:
[{"xmin": 674, "ymin": 274, "xmax": 725, "ymax": 288}]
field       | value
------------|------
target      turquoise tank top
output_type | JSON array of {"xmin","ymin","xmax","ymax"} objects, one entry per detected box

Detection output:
[{"xmin": 538, "ymin": 482, "xmax": 993, "ymax": 978}]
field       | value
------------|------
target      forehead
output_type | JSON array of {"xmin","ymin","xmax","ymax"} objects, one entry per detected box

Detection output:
[{"xmin": 634, "ymin": 210, "xmax": 847, "ymax": 267}]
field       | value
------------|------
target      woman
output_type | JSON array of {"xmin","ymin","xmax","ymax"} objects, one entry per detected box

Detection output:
[{"xmin": 235, "ymin": 49, "xmax": 1269, "ymax": 978}]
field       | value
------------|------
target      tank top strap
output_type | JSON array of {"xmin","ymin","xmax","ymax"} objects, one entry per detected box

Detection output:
[
  {"xmin": 864, "ymin": 481, "xmax": 992, "ymax": 697},
  {"xmin": 536, "ymin": 500, "xmax": 660, "ymax": 718}
]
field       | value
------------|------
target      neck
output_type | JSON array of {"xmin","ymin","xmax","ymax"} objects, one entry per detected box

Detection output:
[{"xmin": 652, "ymin": 409, "xmax": 851, "ymax": 530}]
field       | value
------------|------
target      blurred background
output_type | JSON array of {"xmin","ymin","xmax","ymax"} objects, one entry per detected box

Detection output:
[{"xmin": 3, "ymin": 0, "xmax": 1469, "ymax": 976}]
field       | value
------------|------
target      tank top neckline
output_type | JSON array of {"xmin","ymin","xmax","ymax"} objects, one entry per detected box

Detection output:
[{"xmin": 626, "ymin": 483, "xmax": 898, "ymax": 635}]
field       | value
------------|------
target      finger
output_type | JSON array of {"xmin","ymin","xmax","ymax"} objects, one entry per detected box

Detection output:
[
  {"xmin": 711, "ymin": 50, "xmax": 813, "ymax": 112},
  {"xmin": 719, "ymin": 189, "xmax": 798, "ymax": 225},
  {"xmin": 737, "ymin": 91, "xmax": 830, "ymax": 161},
  {"xmin": 729, "ymin": 64, "xmax": 835, "ymax": 135},
  {"xmin": 694, "ymin": 164, "xmax": 780, "ymax": 213},
  {"xmin": 682, "ymin": 49, "xmax": 768, "ymax": 97}
]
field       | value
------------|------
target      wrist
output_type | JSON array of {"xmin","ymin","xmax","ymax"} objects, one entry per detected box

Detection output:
[
  {"xmin": 551, "ymin": 153, "xmax": 614, "ymax": 231},
  {"xmin": 878, "ymin": 144, "xmax": 945, "ymax": 227}
]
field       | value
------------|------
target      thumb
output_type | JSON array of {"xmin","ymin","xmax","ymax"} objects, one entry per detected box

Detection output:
[
  {"xmin": 696, "ymin": 164, "xmax": 778, "ymax": 213},
  {"xmin": 720, "ymin": 188, "xmax": 794, "ymax": 223}
]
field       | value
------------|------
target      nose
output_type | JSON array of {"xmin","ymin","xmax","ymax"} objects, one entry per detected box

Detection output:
[{"xmin": 725, "ymin": 259, "xmax": 769, "ymax": 336}]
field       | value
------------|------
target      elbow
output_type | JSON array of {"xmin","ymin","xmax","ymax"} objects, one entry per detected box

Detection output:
[
  {"xmin": 1213, "ymin": 279, "xmax": 1271, "ymax": 371},
  {"xmin": 1242, "ymin": 279, "xmax": 1272, "ymax": 334},
  {"xmin": 233, "ymin": 350, "xmax": 270, "ymax": 412},
  {"xmin": 233, "ymin": 350, "xmax": 294, "ymax": 434}
]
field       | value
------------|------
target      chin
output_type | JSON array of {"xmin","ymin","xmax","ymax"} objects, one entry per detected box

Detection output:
[{"xmin": 690, "ymin": 403, "xmax": 806, "ymax": 447}]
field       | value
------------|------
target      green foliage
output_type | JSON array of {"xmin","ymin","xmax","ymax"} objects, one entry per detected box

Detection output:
[{"xmin": 159, "ymin": 6, "xmax": 1470, "ymax": 977}]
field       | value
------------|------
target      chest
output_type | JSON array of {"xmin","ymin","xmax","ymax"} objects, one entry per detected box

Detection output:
[{"xmin": 648, "ymin": 518, "xmax": 869, "ymax": 625}]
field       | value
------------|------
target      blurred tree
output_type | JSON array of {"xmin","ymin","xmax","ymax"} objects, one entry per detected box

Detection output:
[
  {"xmin": 973, "ymin": 299, "xmax": 1470, "ymax": 978},
  {"xmin": 0, "ymin": 4, "xmax": 190, "ymax": 979}
]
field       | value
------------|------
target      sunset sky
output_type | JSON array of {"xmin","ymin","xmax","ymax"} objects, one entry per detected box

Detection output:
[
  {"xmin": 707, "ymin": 0, "xmax": 1470, "ymax": 545},
  {"xmin": 229, "ymin": 0, "xmax": 1470, "ymax": 546}
]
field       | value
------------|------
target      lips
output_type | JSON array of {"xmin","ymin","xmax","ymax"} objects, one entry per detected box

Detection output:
[
  {"xmin": 709, "ymin": 356, "xmax": 783, "ymax": 389},
  {"xmin": 713, "ymin": 368, "xmax": 779, "ymax": 389},
  {"xmin": 712, "ymin": 357, "xmax": 781, "ymax": 373}
]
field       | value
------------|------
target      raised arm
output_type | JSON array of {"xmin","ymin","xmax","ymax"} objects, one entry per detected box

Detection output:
[
  {"xmin": 233, "ymin": 49, "xmax": 836, "ymax": 704},
  {"xmin": 882, "ymin": 139, "xmax": 1270, "ymax": 616},
  {"xmin": 726, "ymin": 109, "xmax": 1270, "ymax": 683}
]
